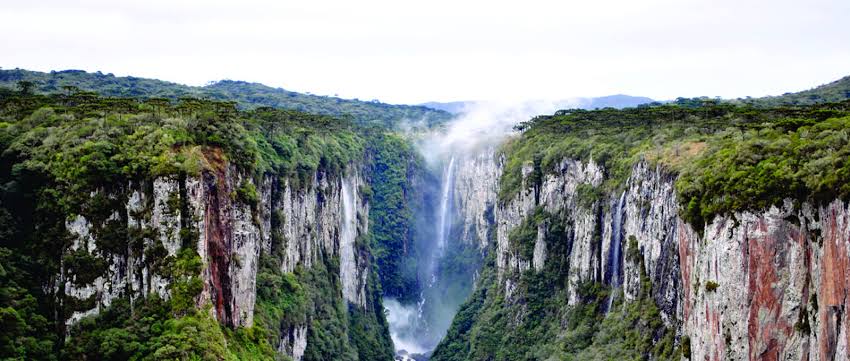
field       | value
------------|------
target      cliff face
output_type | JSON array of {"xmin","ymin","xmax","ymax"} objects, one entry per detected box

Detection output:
[
  {"xmin": 61, "ymin": 158, "xmax": 375, "ymax": 360},
  {"xmin": 494, "ymin": 157, "xmax": 606, "ymax": 303},
  {"xmin": 452, "ymin": 149, "xmax": 500, "ymax": 250},
  {"xmin": 436, "ymin": 153, "xmax": 850, "ymax": 361},
  {"xmin": 681, "ymin": 198, "xmax": 850, "ymax": 361}
]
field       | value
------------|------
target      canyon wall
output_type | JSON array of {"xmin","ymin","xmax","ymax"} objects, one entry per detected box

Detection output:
[
  {"xmin": 61, "ymin": 161, "xmax": 376, "ymax": 360},
  {"xmin": 439, "ymin": 153, "xmax": 850, "ymax": 361},
  {"xmin": 452, "ymin": 149, "xmax": 500, "ymax": 250}
]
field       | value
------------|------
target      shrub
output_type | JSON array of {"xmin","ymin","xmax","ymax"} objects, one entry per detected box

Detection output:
[{"xmin": 235, "ymin": 180, "xmax": 259, "ymax": 207}]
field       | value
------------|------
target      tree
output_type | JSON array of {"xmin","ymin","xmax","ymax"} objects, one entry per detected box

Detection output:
[
  {"xmin": 61, "ymin": 85, "xmax": 80, "ymax": 96},
  {"xmin": 16, "ymin": 80, "xmax": 35, "ymax": 95}
]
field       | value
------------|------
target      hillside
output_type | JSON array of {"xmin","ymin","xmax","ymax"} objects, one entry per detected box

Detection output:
[
  {"xmin": 743, "ymin": 75, "xmax": 850, "ymax": 106},
  {"xmin": 580, "ymin": 94, "xmax": 655, "ymax": 109},
  {"xmin": 0, "ymin": 68, "xmax": 453, "ymax": 127}
]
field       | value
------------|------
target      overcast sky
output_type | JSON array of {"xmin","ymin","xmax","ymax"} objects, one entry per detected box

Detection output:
[{"xmin": 2, "ymin": 0, "xmax": 849, "ymax": 104}]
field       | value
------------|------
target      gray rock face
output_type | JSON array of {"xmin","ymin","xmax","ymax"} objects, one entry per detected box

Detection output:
[
  {"xmin": 680, "ymin": 199, "xmax": 850, "ymax": 361},
  {"xmin": 60, "ymin": 162, "xmax": 371, "ymax": 360},
  {"xmin": 619, "ymin": 161, "xmax": 683, "ymax": 321},
  {"xmin": 276, "ymin": 169, "xmax": 368, "ymax": 278},
  {"xmin": 278, "ymin": 325, "xmax": 308, "ymax": 361},
  {"xmin": 184, "ymin": 166, "xmax": 264, "ymax": 328},
  {"xmin": 453, "ymin": 149, "xmax": 500, "ymax": 250},
  {"xmin": 339, "ymin": 169, "xmax": 368, "ymax": 307},
  {"xmin": 461, "ymin": 152, "xmax": 850, "ymax": 360},
  {"xmin": 494, "ymin": 157, "xmax": 604, "ymax": 304}
]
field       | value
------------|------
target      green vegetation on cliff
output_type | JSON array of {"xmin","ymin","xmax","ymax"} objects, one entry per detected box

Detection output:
[
  {"xmin": 364, "ymin": 132, "xmax": 423, "ymax": 301},
  {"xmin": 440, "ymin": 98, "xmax": 850, "ymax": 360},
  {"xmin": 432, "ymin": 212, "xmax": 680, "ymax": 361},
  {"xmin": 0, "ymin": 87, "xmax": 394, "ymax": 360},
  {"xmin": 501, "ymin": 100, "xmax": 850, "ymax": 229},
  {"xmin": 255, "ymin": 251, "xmax": 394, "ymax": 361},
  {"xmin": 676, "ymin": 115, "xmax": 850, "ymax": 228}
]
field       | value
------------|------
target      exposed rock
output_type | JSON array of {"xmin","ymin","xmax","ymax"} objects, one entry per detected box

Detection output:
[
  {"xmin": 532, "ymin": 221, "xmax": 547, "ymax": 272},
  {"xmin": 472, "ymin": 154, "xmax": 850, "ymax": 360},
  {"xmin": 340, "ymin": 169, "xmax": 368, "ymax": 307},
  {"xmin": 494, "ymin": 157, "xmax": 605, "ymax": 304},
  {"xmin": 453, "ymin": 149, "xmax": 500, "ymax": 250},
  {"xmin": 278, "ymin": 325, "xmax": 308, "ymax": 361},
  {"xmin": 60, "ymin": 160, "xmax": 373, "ymax": 359}
]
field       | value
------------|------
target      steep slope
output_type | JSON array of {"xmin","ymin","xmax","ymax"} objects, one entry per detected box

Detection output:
[
  {"xmin": 433, "ymin": 100, "xmax": 850, "ymax": 360},
  {"xmin": 0, "ymin": 68, "xmax": 453, "ymax": 127},
  {"xmin": 0, "ymin": 89, "xmax": 394, "ymax": 360}
]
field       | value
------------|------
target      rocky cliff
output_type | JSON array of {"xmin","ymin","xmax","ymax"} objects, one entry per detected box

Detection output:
[
  {"xmin": 435, "ymin": 151, "xmax": 850, "ymax": 361},
  {"xmin": 61, "ymin": 156, "xmax": 378, "ymax": 360},
  {"xmin": 452, "ymin": 149, "xmax": 500, "ymax": 251}
]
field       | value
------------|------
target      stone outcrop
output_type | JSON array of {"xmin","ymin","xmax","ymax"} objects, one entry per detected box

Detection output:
[
  {"xmin": 60, "ymin": 157, "xmax": 371, "ymax": 360},
  {"xmin": 680, "ymin": 199, "xmax": 850, "ymax": 361},
  {"xmin": 278, "ymin": 325, "xmax": 308, "ymax": 361},
  {"xmin": 452, "ymin": 150, "xmax": 850, "ymax": 361},
  {"xmin": 452, "ymin": 149, "xmax": 500, "ymax": 250},
  {"xmin": 494, "ymin": 158, "xmax": 605, "ymax": 306}
]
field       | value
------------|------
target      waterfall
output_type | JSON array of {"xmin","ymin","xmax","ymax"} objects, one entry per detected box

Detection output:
[
  {"xmin": 340, "ymin": 175, "xmax": 358, "ymax": 305},
  {"xmin": 606, "ymin": 191, "xmax": 626, "ymax": 310},
  {"xmin": 385, "ymin": 156, "xmax": 458, "ymax": 357},
  {"xmin": 418, "ymin": 155, "xmax": 456, "ymax": 330},
  {"xmin": 435, "ymin": 156, "xmax": 456, "ymax": 271}
]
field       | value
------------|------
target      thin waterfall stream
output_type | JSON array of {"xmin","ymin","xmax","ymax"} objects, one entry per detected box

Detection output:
[
  {"xmin": 383, "ymin": 102, "xmax": 554, "ymax": 360},
  {"xmin": 606, "ymin": 191, "xmax": 627, "ymax": 310},
  {"xmin": 385, "ymin": 156, "xmax": 459, "ymax": 359}
]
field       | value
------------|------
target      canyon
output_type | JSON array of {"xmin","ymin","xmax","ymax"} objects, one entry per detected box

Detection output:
[{"xmin": 3, "ymin": 74, "xmax": 850, "ymax": 361}]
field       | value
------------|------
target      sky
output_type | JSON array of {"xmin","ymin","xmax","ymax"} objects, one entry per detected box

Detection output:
[{"xmin": 1, "ymin": 0, "xmax": 849, "ymax": 104}]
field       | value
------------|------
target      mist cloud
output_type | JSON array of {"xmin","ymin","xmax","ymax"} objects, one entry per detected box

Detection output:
[{"xmin": 418, "ymin": 99, "xmax": 582, "ymax": 166}]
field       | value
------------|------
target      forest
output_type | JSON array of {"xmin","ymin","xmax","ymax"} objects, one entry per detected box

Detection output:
[
  {"xmin": 0, "ymin": 69, "xmax": 453, "ymax": 128},
  {"xmin": 0, "ymin": 84, "xmax": 416, "ymax": 360}
]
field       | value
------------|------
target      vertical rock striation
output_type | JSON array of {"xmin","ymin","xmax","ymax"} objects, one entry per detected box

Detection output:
[
  {"xmin": 680, "ymin": 199, "xmax": 850, "ymax": 361},
  {"xmin": 441, "ymin": 151, "xmax": 850, "ymax": 361},
  {"xmin": 453, "ymin": 149, "xmax": 500, "ymax": 250},
  {"xmin": 59, "ymin": 156, "xmax": 375, "ymax": 360}
]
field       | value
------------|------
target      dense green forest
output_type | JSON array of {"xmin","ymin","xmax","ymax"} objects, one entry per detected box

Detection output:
[
  {"xmin": 365, "ymin": 134, "xmax": 426, "ymax": 301},
  {"xmin": 0, "ymin": 85, "xmax": 408, "ymax": 360},
  {"xmin": 0, "ymin": 69, "xmax": 453, "ymax": 128}
]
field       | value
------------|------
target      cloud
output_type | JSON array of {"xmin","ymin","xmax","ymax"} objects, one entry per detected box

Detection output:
[
  {"xmin": 1, "ymin": 0, "xmax": 848, "ymax": 103},
  {"xmin": 417, "ymin": 99, "xmax": 580, "ymax": 165}
]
